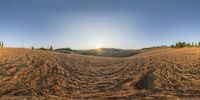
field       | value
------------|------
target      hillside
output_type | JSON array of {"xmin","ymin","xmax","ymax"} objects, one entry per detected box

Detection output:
[
  {"xmin": 0, "ymin": 48, "xmax": 200, "ymax": 99},
  {"xmin": 56, "ymin": 48, "xmax": 139, "ymax": 57}
]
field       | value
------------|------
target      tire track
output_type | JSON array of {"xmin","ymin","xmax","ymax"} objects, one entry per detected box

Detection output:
[{"xmin": 0, "ymin": 51, "xmax": 33, "ymax": 67}]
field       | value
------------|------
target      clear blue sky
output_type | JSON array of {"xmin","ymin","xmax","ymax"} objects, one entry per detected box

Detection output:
[{"xmin": 0, "ymin": 0, "xmax": 200, "ymax": 49}]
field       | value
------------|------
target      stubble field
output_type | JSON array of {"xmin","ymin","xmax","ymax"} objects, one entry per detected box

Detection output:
[{"xmin": 0, "ymin": 48, "xmax": 199, "ymax": 99}]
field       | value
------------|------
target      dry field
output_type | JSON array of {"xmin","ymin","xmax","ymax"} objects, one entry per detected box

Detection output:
[{"xmin": 0, "ymin": 48, "xmax": 200, "ymax": 100}]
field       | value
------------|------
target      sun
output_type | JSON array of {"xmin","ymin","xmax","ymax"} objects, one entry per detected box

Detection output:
[{"xmin": 96, "ymin": 44, "xmax": 102, "ymax": 49}]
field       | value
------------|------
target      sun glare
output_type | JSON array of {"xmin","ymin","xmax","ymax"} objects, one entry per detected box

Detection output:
[{"xmin": 96, "ymin": 44, "xmax": 102, "ymax": 49}]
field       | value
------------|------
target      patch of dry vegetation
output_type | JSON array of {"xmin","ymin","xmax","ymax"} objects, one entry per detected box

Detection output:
[{"xmin": 0, "ymin": 48, "xmax": 199, "ymax": 99}]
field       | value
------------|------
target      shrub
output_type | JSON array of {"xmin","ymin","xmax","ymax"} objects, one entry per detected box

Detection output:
[{"xmin": 39, "ymin": 47, "xmax": 46, "ymax": 50}]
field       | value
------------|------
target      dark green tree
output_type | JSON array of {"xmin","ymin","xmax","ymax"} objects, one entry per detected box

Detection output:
[
  {"xmin": 171, "ymin": 41, "xmax": 200, "ymax": 48},
  {"xmin": 171, "ymin": 44, "xmax": 174, "ymax": 48},
  {"xmin": 39, "ymin": 47, "xmax": 46, "ymax": 50},
  {"xmin": 192, "ymin": 42, "xmax": 194, "ymax": 47},
  {"xmin": 2, "ymin": 42, "xmax": 4, "ymax": 48},
  {"xmin": 175, "ymin": 41, "xmax": 182, "ymax": 48},
  {"xmin": 50, "ymin": 45, "xmax": 53, "ymax": 50},
  {"xmin": 187, "ymin": 43, "xmax": 191, "ymax": 47}
]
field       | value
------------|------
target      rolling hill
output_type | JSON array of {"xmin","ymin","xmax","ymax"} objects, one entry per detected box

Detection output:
[{"xmin": 56, "ymin": 48, "xmax": 139, "ymax": 57}]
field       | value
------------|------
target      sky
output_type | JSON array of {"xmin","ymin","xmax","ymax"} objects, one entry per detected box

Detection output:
[{"xmin": 0, "ymin": 0, "xmax": 200, "ymax": 49}]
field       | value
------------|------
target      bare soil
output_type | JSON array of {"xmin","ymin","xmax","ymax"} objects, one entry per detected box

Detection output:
[{"xmin": 0, "ymin": 48, "xmax": 199, "ymax": 99}]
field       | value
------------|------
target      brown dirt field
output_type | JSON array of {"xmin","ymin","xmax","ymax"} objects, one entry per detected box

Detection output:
[{"xmin": 0, "ymin": 48, "xmax": 200, "ymax": 100}]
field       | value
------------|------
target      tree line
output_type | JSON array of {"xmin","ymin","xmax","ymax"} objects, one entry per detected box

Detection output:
[
  {"xmin": 0, "ymin": 42, "xmax": 4, "ymax": 48},
  {"xmin": 171, "ymin": 41, "xmax": 200, "ymax": 48}
]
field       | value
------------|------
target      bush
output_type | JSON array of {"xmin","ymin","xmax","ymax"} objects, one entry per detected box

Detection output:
[{"xmin": 39, "ymin": 47, "xmax": 46, "ymax": 50}]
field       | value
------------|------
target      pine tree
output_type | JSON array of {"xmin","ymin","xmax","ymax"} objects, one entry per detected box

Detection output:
[
  {"xmin": 176, "ymin": 41, "xmax": 182, "ymax": 48},
  {"xmin": 171, "ymin": 41, "xmax": 200, "ymax": 48},
  {"xmin": 50, "ymin": 45, "xmax": 53, "ymax": 50},
  {"xmin": 31, "ymin": 46, "xmax": 34, "ymax": 49},
  {"xmin": 2, "ymin": 42, "xmax": 4, "ymax": 48},
  {"xmin": 192, "ymin": 42, "xmax": 194, "ymax": 47},
  {"xmin": 198, "ymin": 42, "xmax": 200, "ymax": 47},
  {"xmin": 171, "ymin": 44, "xmax": 174, "ymax": 48}
]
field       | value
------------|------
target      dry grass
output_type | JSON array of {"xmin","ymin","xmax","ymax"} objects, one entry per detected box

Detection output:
[{"xmin": 0, "ymin": 48, "xmax": 199, "ymax": 99}]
